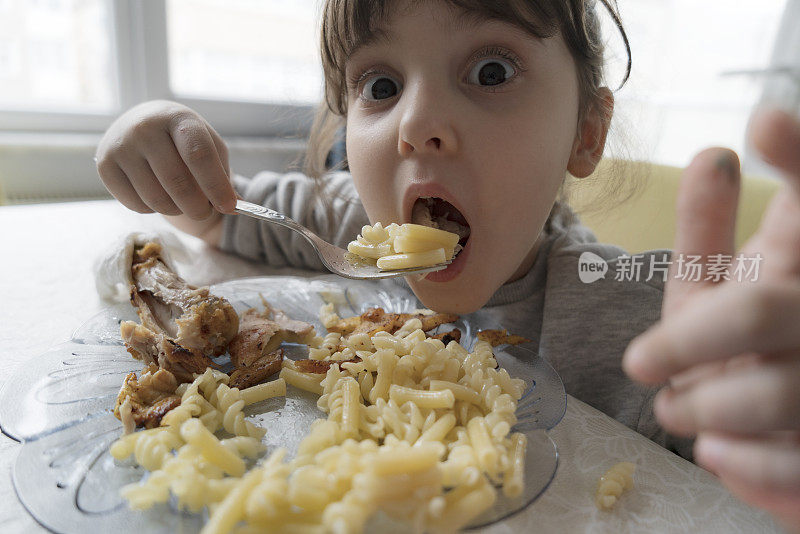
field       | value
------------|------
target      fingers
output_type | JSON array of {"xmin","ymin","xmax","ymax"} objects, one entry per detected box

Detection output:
[
  {"xmin": 208, "ymin": 123, "xmax": 232, "ymax": 178},
  {"xmin": 739, "ymin": 184, "xmax": 800, "ymax": 281},
  {"xmin": 169, "ymin": 115, "xmax": 237, "ymax": 214},
  {"xmin": 653, "ymin": 355, "xmax": 800, "ymax": 436},
  {"xmin": 624, "ymin": 282, "xmax": 800, "ymax": 384},
  {"xmin": 696, "ymin": 432, "xmax": 800, "ymax": 531},
  {"xmin": 740, "ymin": 110, "xmax": 800, "ymax": 280},
  {"xmin": 714, "ymin": 461, "xmax": 800, "ymax": 533},
  {"xmin": 663, "ymin": 147, "xmax": 741, "ymax": 317},
  {"xmin": 696, "ymin": 432, "xmax": 800, "ymax": 493},
  {"xmin": 750, "ymin": 108, "xmax": 800, "ymax": 186},
  {"xmin": 116, "ymin": 155, "xmax": 183, "ymax": 216},
  {"xmin": 95, "ymin": 159, "xmax": 153, "ymax": 214},
  {"xmin": 143, "ymin": 131, "xmax": 214, "ymax": 220}
]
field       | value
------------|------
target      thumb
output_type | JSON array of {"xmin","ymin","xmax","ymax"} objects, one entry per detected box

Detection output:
[{"xmin": 662, "ymin": 147, "xmax": 741, "ymax": 317}]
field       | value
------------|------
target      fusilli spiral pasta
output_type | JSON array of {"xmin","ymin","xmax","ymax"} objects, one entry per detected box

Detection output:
[
  {"xmin": 595, "ymin": 461, "xmax": 636, "ymax": 510},
  {"xmin": 114, "ymin": 312, "xmax": 530, "ymax": 534}
]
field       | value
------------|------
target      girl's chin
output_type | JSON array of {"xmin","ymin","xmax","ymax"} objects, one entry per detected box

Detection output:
[
  {"xmin": 407, "ymin": 285, "xmax": 489, "ymax": 314},
  {"xmin": 405, "ymin": 244, "xmax": 496, "ymax": 314}
]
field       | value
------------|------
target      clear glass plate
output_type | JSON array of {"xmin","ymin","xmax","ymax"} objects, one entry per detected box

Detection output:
[{"xmin": 0, "ymin": 275, "xmax": 566, "ymax": 533}]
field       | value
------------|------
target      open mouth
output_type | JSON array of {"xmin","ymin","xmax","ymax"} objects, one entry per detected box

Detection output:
[{"xmin": 411, "ymin": 197, "xmax": 471, "ymax": 258}]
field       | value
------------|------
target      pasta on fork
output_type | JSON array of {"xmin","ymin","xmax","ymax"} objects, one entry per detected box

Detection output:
[{"xmin": 347, "ymin": 222, "xmax": 461, "ymax": 270}]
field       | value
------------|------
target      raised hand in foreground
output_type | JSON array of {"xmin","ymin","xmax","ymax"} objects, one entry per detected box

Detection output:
[{"xmin": 624, "ymin": 108, "xmax": 800, "ymax": 532}]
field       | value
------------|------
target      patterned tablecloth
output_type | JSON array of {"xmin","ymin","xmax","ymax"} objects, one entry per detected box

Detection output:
[
  {"xmin": 509, "ymin": 397, "xmax": 778, "ymax": 533},
  {"xmin": 0, "ymin": 200, "xmax": 781, "ymax": 533}
]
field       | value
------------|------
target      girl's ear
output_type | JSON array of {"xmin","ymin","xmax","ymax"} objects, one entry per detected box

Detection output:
[{"xmin": 567, "ymin": 88, "xmax": 614, "ymax": 178}]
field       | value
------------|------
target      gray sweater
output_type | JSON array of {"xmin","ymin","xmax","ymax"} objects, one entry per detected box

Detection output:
[{"xmin": 221, "ymin": 170, "xmax": 693, "ymax": 460}]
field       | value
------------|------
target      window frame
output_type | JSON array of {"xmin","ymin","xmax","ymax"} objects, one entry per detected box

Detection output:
[{"xmin": 0, "ymin": 0, "xmax": 315, "ymax": 137}]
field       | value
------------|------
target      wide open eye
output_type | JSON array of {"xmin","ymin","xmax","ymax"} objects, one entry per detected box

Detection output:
[
  {"xmin": 361, "ymin": 75, "xmax": 402, "ymax": 101},
  {"xmin": 467, "ymin": 58, "xmax": 515, "ymax": 87}
]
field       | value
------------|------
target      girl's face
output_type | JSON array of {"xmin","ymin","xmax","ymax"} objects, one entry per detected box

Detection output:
[{"xmin": 345, "ymin": 0, "xmax": 584, "ymax": 313}]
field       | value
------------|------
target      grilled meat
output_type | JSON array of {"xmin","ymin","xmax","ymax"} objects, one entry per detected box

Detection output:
[
  {"xmin": 293, "ymin": 356, "xmax": 363, "ymax": 374},
  {"xmin": 113, "ymin": 365, "xmax": 181, "ymax": 430},
  {"xmin": 431, "ymin": 328, "xmax": 461, "ymax": 344},
  {"xmin": 476, "ymin": 329, "xmax": 531, "ymax": 347},
  {"xmin": 228, "ymin": 308, "xmax": 283, "ymax": 368},
  {"xmin": 228, "ymin": 348, "xmax": 284, "ymax": 389},
  {"xmin": 227, "ymin": 303, "xmax": 315, "ymax": 387},
  {"xmin": 120, "ymin": 242, "xmax": 239, "ymax": 382},
  {"xmin": 327, "ymin": 307, "xmax": 458, "ymax": 337}
]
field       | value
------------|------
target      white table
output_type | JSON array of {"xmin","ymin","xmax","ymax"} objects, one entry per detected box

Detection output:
[{"xmin": 0, "ymin": 200, "xmax": 782, "ymax": 533}]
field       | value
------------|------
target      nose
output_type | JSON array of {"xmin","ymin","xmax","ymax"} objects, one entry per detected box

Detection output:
[{"xmin": 397, "ymin": 80, "xmax": 458, "ymax": 157}]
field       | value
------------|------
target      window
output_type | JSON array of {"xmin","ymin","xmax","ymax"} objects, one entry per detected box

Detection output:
[
  {"xmin": 0, "ymin": 0, "xmax": 319, "ymax": 136},
  {"xmin": 0, "ymin": 0, "xmax": 316, "ymax": 202},
  {"xmin": 167, "ymin": 0, "xmax": 321, "ymax": 105},
  {"xmin": 0, "ymin": 0, "xmax": 115, "ymax": 113},
  {"xmin": 602, "ymin": 0, "xmax": 789, "ymax": 175}
]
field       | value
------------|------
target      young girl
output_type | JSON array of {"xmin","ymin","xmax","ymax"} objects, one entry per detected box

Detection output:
[{"xmin": 96, "ymin": 0, "xmax": 800, "ymax": 529}]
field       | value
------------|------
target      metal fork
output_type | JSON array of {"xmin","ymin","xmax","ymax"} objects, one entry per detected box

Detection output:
[{"xmin": 234, "ymin": 200, "xmax": 451, "ymax": 279}]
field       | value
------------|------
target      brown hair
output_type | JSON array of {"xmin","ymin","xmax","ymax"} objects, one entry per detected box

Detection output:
[{"xmin": 305, "ymin": 0, "xmax": 632, "ymax": 230}]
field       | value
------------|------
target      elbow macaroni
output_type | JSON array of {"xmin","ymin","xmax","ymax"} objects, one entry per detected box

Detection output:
[
  {"xmin": 113, "ymin": 315, "xmax": 529, "ymax": 534},
  {"xmin": 347, "ymin": 222, "xmax": 460, "ymax": 270}
]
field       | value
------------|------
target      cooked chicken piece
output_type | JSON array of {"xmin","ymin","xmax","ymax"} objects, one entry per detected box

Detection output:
[
  {"xmin": 293, "ymin": 357, "xmax": 363, "ymax": 374},
  {"xmin": 120, "ymin": 242, "xmax": 238, "ymax": 382},
  {"xmin": 416, "ymin": 312, "xmax": 460, "ymax": 332},
  {"xmin": 120, "ymin": 321, "xmax": 160, "ymax": 366},
  {"xmin": 431, "ymin": 328, "xmax": 461, "ymax": 344},
  {"xmin": 131, "ymin": 242, "xmax": 239, "ymax": 354},
  {"xmin": 113, "ymin": 365, "xmax": 181, "ymax": 429},
  {"xmin": 327, "ymin": 307, "xmax": 458, "ymax": 338},
  {"xmin": 229, "ymin": 349, "xmax": 284, "ymax": 389},
  {"xmin": 325, "ymin": 315, "xmax": 363, "ymax": 337},
  {"xmin": 160, "ymin": 340, "xmax": 218, "ymax": 383},
  {"xmin": 228, "ymin": 309, "xmax": 283, "ymax": 368},
  {"xmin": 476, "ymin": 329, "xmax": 531, "ymax": 347},
  {"xmin": 271, "ymin": 307, "xmax": 316, "ymax": 343},
  {"xmin": 228, "ymin": 303, "xmax": 315, "ymax": 371}
]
